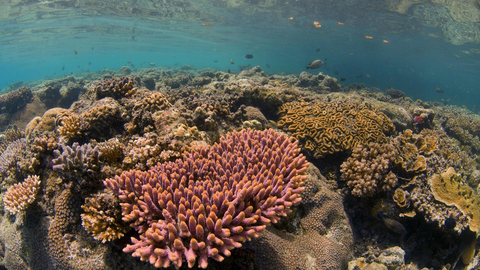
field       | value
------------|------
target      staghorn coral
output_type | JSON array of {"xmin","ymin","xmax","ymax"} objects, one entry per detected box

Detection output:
[
  {"xmin": 81, "ymin": 191, "xmax": 129, "ymax": 243},
  {"xmin": 90, "ymin": 77, "xmax": 137, "ymax": 100},
  {"xmin": 3, "ymin": 175, "xmax": 41, "ymax": 214},
  {"xmin": 278, "ymin": 101, "xmax": 395, "ymax": 158},
  {"xmin": 104, "ymin": 129, "xmax": 309, "ymax": 269},
  {"xmin": 340, "ymin": 142, "xmax": 398, "ymax": 197}
]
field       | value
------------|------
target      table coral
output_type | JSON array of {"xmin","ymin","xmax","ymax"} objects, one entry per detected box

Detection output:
[
  {"xmin": 104, "ymin": 129, "xmax": 309, "ymax": 268},
  {"xmin": 340, "ymin": 142, "xmax": 398, "ymax": 197},
  {"xmin": 278, "ymin": 101, "xmax": 395, "ymax": 158},
  {"xmin": 3, "ymin": 175, "xmax": 41, "ymax": 214}
]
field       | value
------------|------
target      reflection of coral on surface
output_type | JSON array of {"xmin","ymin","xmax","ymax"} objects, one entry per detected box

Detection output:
[
  {"xmin": 3, "ymin": 175, "xmax": 41, "ymax": 214},
  {"xmin": 104, "ymin": 129, "xmax": 309, "ymax": 268},
  {"xmin": 340, "ymin": 142, "xmax": 397, "ymax": 197},
  {"xmin": 278, "ymin": 101, "xmax": 395, "ymax": 158}
]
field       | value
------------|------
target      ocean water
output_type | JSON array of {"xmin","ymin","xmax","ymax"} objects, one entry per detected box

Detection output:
[{"xmin": 1, "ymin": 0, "xmax": 480, "ymax": 109}]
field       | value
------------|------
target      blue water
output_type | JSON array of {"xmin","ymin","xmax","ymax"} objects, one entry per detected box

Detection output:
[{"xmin": 1, "ymin": 11, "xmax": 480, "ymax": 109}]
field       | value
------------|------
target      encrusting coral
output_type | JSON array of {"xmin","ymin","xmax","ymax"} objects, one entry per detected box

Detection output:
[
  {"xmin": 428, "ymin": 167, "xmax": 480, "ymax": 235},
  {"xmin": 3, "ymin": 175, "xmax": 41, "ymax": 214},
  {"xmin": 103, "ymin": 129, "xmax": 309, "ymax": 269},
  {"xmin": 340, "ymin": 142, "xmax": 398, "ymax": 197},
  {"xmin": 278, "ymin": 101, "xmax": 395, "ymax": 158}
]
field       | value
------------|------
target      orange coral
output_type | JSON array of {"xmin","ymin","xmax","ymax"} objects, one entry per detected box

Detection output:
[
  {"xmin": 4, "ymin": 175, "xmax": 41, "ymax": 214},
  {"xmin": 278, "ymin": 101, "xmax": 395, "ymax": 158}
]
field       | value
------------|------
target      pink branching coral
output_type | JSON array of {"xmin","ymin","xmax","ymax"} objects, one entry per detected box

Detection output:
[
  {"xmin": 104, "ymin": 129, "xmax": 308, "ymax": 269},
  {"xmin": 4, "ymin": 175, "xmax": 41, "ymax": 214}
]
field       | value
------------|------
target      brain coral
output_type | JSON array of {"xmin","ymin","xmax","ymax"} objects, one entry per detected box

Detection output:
[
  {"xmin": 104, "ymin": 129, "xmax": 309, "ymax": 269},
  {"xmin": 278, "ymin": 101, "xmax": 395, "ymax": 158}
]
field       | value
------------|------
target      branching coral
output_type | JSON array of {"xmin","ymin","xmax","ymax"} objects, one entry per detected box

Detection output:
[
  {"xmin": 52, "ymin": 142, "xmax": 101, "ymax": 176},
  {"xmin": 3, "ymin": 175, "xmax": 41, "ymax": 214},
  {"xmin": 278, "ymin": 101, "xmax": 395, "ymax": 158},
  {"xmin": 340, "ymin": 142, "xmax": 398, "ymax": 197},
  {"xmin": 81, "ymin": 191, "xmax": 129, "ymax": 243},
  {"xmin": 90, "ymin": 77, "xmax": 137, "ymax": 100},
  {"xmin": 104, "ymin": 129, "xmax": 309, "ymax": 268}
]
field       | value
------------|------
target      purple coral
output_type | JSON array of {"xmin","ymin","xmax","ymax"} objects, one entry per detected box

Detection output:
[{"xmin": 104, "ymin": 129, "xmax": 308, "ymax": 269}]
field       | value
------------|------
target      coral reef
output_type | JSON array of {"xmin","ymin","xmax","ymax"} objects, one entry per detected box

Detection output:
[
  {"xmin": 340, "ymin": 142, "xmax": 398, "ymax": 197},
  {"xmin": 52, "ymin": 142, "xmax": 101, "ymax": 176},
  {"xmin": 3, "ymin": 175, "xmax": 41, "ymax": 214},
  {"xmin": 428, "ymin": 167, "xmax": 480, "ymax": 235},
  {"xmin": 104, "ymin": 129, "xmax": 309, "ymax": 268},
  {"xmin": 0, "ymin": 138, "xmax": 27, "ymax": 177},
  {"xmin": 89, "ymin": 76, "xmax": 137, "ymax": 100},
  {"xmin": 278, "ymin": 101, "xmax": 395, "ymax": 158},
  {"xmin": 81, "ymin": 191, "xmax": 129, "ymax": 243},
  {"xmin": 248, "ymin": 164, "xmax": 353, "ymax": 269},
  {"xmin": 0, "ymin": 86, "xmax": 33, "ymax": 114}
]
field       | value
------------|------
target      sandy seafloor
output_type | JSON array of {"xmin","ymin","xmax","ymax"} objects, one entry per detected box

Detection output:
[{"xmin": 0, "ymin": 65, "xmax": 479, "ymax": 270}]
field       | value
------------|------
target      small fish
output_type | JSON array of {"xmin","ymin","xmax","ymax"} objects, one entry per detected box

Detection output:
[
  {"xmin": 88, "ymin": 62, "xmax": 91, "ymax": 65},
  {"xmin": 340, "ymin": 78, "xmax": 346, "ymax": 81},
  {"xmin": 315, "ymin": 48, "xmax": 320, "ymax": 52},
  {"xmin": 383, "ymin": 39, "xmax": 390, "ymax": 44},
  {"xmin": 288, "ymin": 17, "xmax": 293, "ymax": 20},
  {"xmin": 364, "ymin": 35, "xmax": 373, "ymax": 39},
  {"xmin": 91, "ymin": 47, "xmax": 94, "ymax": 50},
  {"xmin": 266, "ymin": 63, "xmax": 271, "ymax": 69},
  {"xmin": 306, "ymin": 59, "xmax": 324, "ymax": 69},
  {"xmin": 149, "ymin": 62, "xmax": 155, "ymax": 67},
  {"xmin": 337, "ymin": 22, "xmax": 344, "ymax": 25},
  {"xmin": 315, "ymin": 24, "xmax": 321, "ymax": 28},
  {"xmin": 377, "ymin": 211, "xmax": 406, "ymax": 236},
  {"xmin": 435, "ymin": 87, "xmax": 443, "ymax": 93},
  {"xmin": 62, "ymin": 65, "xmax": 65, "ymax": 70},
  {"xmin": 313, "ymin": 21, "xmax": 320, "ymax": 26},
  {"xmin": 230, "ymin": 58, "xmax": 234, "ymax": 64},
  {"xmin": 214, "ymin": 60, "xmax": 218, "ymax": 63},
  {"xmin": 89, "ymin": 72, "xmax": 93, "ymax": 75},
  {"xmin": 413, "ymin": 115, "xmax": 425, "ymax": 124},
  {"xmin": 74, "ymin": 50, "xmax": 78, "ymax": 55},
  {"xmin": 227, "ymin": 69, "xmax": 231, "ymax": 73},
  {"xmin": 202, "ymin": 23, "xmax": 213, "ymax": 27},
  {"xmin": 244, "ymin": 54, "xmax": 254, "ymax": 59}
]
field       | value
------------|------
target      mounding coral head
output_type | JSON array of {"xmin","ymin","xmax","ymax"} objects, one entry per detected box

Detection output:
[{"xmin": 104, "ymin": 128, "xmax": 309, "ymax": 269}]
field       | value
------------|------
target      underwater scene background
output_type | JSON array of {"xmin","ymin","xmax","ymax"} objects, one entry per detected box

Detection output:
[{"xmin": 1, "ymin": 0, "xmax": 480, "ymax": 269}]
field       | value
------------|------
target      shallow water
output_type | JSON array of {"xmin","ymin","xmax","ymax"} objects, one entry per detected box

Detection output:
[{"xmin": 1, "ymin": 1, "xmax": 480, "ymax": 108}]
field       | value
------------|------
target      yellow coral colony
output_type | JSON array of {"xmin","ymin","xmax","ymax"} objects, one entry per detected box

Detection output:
[
  {"xmin": 4, "ymin": 175, "xmax": 41, "ymax": 214},
  {"xmin": 428, "ymin": 167, "xmax": 480, "ymax": 236}
]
